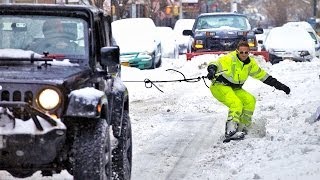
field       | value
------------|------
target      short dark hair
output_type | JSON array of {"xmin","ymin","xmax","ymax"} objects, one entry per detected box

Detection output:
[{"xmin": 237, "ymin": 40, "xmax": 250, "ymax": 49}]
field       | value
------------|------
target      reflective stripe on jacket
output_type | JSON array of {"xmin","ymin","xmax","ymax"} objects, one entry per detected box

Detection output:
[{"xmin": 209, "ymin": 51, "xmax": 269, "ymax": 86}]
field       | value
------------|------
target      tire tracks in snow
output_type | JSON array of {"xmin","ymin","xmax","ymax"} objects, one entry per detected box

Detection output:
[
  {"xmin": 131, "ymin": 110, "xmax": 225, "ymax": 180},
  {"xmin": 164, "ymin": 113, "xmax": 221, "ymax": 180}
]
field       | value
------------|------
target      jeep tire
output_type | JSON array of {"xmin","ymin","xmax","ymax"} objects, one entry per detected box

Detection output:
[
  {"xmin": 112, "ymin": 110, "xmax": 132, "ymax": 180},
  {"xmin": 72, "ymin": 118, "xmax": 112, "ymax": 179}
]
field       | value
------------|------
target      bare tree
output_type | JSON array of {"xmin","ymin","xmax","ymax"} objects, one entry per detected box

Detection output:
[
  {"xmin": 255, "ymin": 0, "xmax": 315, "ymax": 27},
  {"xmin": 144, "ymin": 0, "xmax": 168, "ymax": 20}
]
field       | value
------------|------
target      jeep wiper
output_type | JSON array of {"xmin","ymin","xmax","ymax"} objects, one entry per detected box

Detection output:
[
  {"xmin": 0, "ymin": 53, "xmax": 83, "ymax": 64},
  {"xmin": 0, "ymin": 55, "xmax": 53, "ymax": 63},
  {"xmin": 0, "ymin": 49, "xmax": 51, "ymax": 62}
]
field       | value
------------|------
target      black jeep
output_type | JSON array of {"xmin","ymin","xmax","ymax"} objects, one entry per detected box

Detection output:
[
  {"xmin": 183, "ymin": 12, "xmax": 264, "ymax": 52},
  {"xmin": 0, "ymin": 3, "xmax": 131, "ymax": 180}
]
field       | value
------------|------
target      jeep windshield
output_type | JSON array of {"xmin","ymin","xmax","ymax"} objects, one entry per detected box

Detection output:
[
  {"xmin": 195, "ymin": 15, "xmax": 251, "ymax": 31},
  {"xmin": 0, "ymin": 15, "xmax": 88, "ymax": 65}
]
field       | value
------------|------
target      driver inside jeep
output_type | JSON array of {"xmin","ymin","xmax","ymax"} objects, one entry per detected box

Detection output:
[{"xmin": 29, "ymin": 19, "xmax": 80, "ymax": 55}]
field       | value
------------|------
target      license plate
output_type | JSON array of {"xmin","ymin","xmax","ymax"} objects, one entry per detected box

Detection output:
[{"xmin": 121, "ymin": 62, "xmax": 130, "ymax": 67}]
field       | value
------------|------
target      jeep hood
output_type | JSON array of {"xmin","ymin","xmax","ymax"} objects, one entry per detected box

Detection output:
[{"xmin": 0, "ymin": 65, "xmax": 91, "ymax": 85}]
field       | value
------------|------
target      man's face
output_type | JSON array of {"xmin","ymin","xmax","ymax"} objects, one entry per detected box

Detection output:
[{"xmin": 237, "ymin": 46, "xmax": 250, "ymax": 61}]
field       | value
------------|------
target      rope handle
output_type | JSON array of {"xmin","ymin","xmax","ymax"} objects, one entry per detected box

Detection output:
[{"xmin": 124, "ymin": 69, "xmax": 226, "ymax": 93}]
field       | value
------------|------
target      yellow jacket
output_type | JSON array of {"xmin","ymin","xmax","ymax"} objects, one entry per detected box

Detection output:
[{"xmin": 209, "ymin": 51, "xmax": 269, "ymax": 86}]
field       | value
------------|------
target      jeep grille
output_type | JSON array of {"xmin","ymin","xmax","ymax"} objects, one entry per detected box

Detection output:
[{"xmin": 1, "ymin": 90, "xmax": 34, "ymax": 120}]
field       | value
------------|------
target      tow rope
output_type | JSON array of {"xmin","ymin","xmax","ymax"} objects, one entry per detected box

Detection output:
[{"xmin": 123, "ymin": 69, "xmax": 226, "ymax": 93}]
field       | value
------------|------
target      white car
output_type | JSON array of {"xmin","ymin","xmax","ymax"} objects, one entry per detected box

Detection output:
[
  {"xmin": 111, "ymin": 18, "xmax": 162, "ymax": 70},
  {"xmin": 156, "ymin": 26, "xmax": 179, "ymax": 59},
  {"xmin": 283, "ymin": 21, "xmax": 320, "ymax": 58},
  {"xmin": 173, "ymin": 19, "xmax": 195, "ymax": 54},
  {"xmin": 262, "ymin": 26, "xmax": 315, "ymax": 64}
]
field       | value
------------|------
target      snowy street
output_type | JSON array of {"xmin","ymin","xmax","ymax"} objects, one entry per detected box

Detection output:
[
  {"xmin": 1, "ymin": 54, "xmax": 320, "ymax": 179},
  {"xmin": 127, "ymin": 55, "xmax": 320, "ymax": 180}
]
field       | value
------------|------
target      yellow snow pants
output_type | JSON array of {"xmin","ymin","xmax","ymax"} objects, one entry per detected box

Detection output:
[{"xmin": 209, "ymin": 82, "xmax": 255, "ymax": 125}]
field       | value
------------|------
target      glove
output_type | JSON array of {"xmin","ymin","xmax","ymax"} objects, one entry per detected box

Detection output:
[
  {"xmin": 263, "ymin": 76, "xmax": 290, "ymax": 95},
  {"xmin": 279, "ymin": 84, "xmax": 291, "ymax": 94},
  {"xmin": 207, "ymin": 64, "xmax": 217, "ymax": 80},
  {"xmin": 274, "ymin": 82, "xmax": 290, "ymax": 95}
]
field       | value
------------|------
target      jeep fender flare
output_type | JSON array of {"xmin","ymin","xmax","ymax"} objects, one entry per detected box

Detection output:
[
  {"xmin": 65, "ymin": 87, "xmax": 108, "ymax": 120},
  {"xmin": 110, "ymin": 85, "xmax": 129, "ymax": 138}
]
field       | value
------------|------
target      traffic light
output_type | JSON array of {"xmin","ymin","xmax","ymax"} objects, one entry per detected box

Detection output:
[{"xmin": 165, "ymin": 5, "xmax": 172, "ymax": 15}]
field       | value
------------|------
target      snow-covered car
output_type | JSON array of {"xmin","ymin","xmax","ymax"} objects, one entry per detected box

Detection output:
[
  {"xmin": 173, "ymin": 19, "xmax": 195, "ymax": 54},
  {"xmin": 156, "ymin": 26, "xmax": 179, "ymax": 59},
  {"xmin": 262, "ymin": 26, "xmax": 315, "ymax": 64},
  {"xmin": 0, "ymin": 3, "xmax": 132, "ymax": 180},
  {"xmin": 283, "ymin": 21, "xmax": 320, "ymax": 58},
  {"xmin": 256, "ymin": 28, "xmax": 271, "ymax": 51},
  {"xmin": 112, "ymin": 18, "xmax": 162, "ymax": 70}
]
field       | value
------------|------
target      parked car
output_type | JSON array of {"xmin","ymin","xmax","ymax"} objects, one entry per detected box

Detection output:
[
  {"xmin": 156, "ymin": 26, "xmax": 179, "ymax": 59},
  {"xmin": 283, "ymin": 21, "xmax": 320, "ymax": 58},
  {"xmin": 173, "ymin": 19, "xmax": 195, "ymax": 54},
  {"xmin": 261, "ymin": 26, "xmax": 315, "ymax": 64},
  {"xmin": 112, "ymin": 18, "xmax": 162, "ymax": 70},
  {"xmin": 183, "ymin": 12, "xmax": 263, "ymax": 52}
]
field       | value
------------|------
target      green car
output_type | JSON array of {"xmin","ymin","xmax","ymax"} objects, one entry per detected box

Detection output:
[
  {"xmin": 120, "ymin": 51, "xmax": 161, "ymax": 69},
  {"xmin": 112, "ymin": 18, "xmax": 162, "ymax": 70}
]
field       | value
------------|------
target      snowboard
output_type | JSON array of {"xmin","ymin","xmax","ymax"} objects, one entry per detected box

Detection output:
[
  {"xmin": 223, "ymin": 132, "xmax": 245, "ymax": 143},
  {"xmin": 223, "ymin": 136, "xmax": 244, "ymax": 143}
]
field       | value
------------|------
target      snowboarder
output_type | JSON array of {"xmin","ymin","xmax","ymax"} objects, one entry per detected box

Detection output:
[{"xmin": 207, "ymin": 41, "xmax": 290, "ymax": 142}]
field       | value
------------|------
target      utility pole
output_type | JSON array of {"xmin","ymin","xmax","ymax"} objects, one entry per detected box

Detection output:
[
  {"xmin": 230, "ymin": 0, "xmax": 237, "ymax": 12},
  {"xmin": 179, "ymin": 0, "xmax": 183, "ymax": 19},
  {"xmin": 314, "ymin": 0, "xmax": 317, "ymax": 17}
]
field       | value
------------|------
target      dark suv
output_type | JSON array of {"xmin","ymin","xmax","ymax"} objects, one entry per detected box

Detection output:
[
  {"xmin": 183, "ymin": 12, "xmax": 263, "ymax": 52},
  {"xmin": 0, "ymin": 3, "xmax": 131, "ymax": 180}
]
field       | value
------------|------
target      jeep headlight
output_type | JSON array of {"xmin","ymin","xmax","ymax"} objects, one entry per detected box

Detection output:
[{"xmin": 38, "ymin": 89, "xmax": 60, "ymax": 110}]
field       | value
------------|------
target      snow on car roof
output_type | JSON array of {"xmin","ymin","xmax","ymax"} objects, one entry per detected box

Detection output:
[{"xmin": 264, "ymin": 26, "xmax": 315, "ymax": 51}]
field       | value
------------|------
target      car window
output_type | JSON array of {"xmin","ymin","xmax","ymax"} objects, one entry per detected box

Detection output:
[
  {"xmin": 0, "ymin": 15, "xmax": 88, "ymax": 61},
  {"xmin": 195, "ymin": 15, "xmax": 250, "ymax": 30},
  {"xmin": 307, "ymin": 31, "xmax": 318, "ymax": 44}
]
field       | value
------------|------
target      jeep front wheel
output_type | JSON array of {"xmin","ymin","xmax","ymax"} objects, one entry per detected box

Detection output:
[
  {"xmin": 112, "ymin": 110, "xmax": 132, "ymax": 180},
  {"xmin": 72, "ymin": 118, "xmax": 112, "ymax": 179}
]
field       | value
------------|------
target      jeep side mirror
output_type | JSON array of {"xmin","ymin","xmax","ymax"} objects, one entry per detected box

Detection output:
[
  {"xmin": 254, "ymin": 27, "xmax": 264, "ymax": 34},
  {"xmin": 183, "ymin": 30, "xmax": 193, "ymax": 36},
  {"xmin": 100, "ymin": 46, "xmax": 120, "ymax": 74}
]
